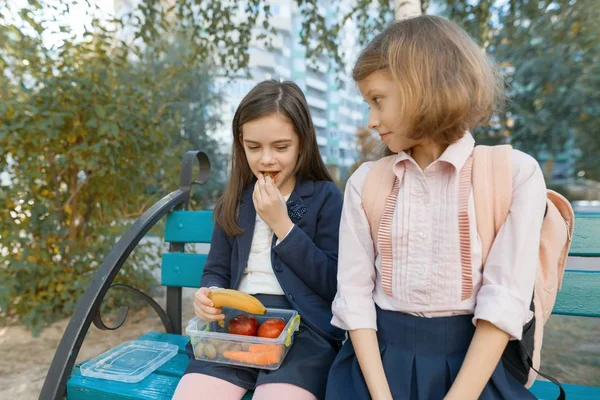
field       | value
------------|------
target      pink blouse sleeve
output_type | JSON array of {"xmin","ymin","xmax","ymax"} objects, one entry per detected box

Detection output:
[{"xmin": 331, "ymin": 163, "xmax": 379, "ymax": 331}]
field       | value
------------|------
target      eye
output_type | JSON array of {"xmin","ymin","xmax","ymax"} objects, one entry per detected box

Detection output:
[
  {"xmin": 275, "ymin": 146, "xmax": 289, "ymax": 151},
  {"xmin": 373, "ymin": 96, "xmax": 382, "ymax": 105},
  {"xmin": 247, "ymin": 146, "xmax": 260, "ymax": 151}
]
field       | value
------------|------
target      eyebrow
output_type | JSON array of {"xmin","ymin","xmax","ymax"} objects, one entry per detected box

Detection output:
[
  {"xmin": 243, "ymin": 139, "xmax": 293, "ymax": 145},
  {"xmin": 365, "ymin": 88, "xmax": 384, "ymax": 99}
]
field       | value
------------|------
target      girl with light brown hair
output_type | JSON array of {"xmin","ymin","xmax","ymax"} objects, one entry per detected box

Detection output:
[{"xmin": 326, "ymin": 15, "xmax": 544, "ymax": 400}]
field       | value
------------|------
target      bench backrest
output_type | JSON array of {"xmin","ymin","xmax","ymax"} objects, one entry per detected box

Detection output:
[{"xmin": 161, "ymin": 212, "xmax": 600, "ymax": 318}]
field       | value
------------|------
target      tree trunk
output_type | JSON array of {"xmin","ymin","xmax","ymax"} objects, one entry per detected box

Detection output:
[{"xmin": 394, "ymin": 0, "xmax": 422, "ymax": 20}]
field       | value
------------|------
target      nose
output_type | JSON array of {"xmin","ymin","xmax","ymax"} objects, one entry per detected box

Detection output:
[
  {"xmin": 368, "ymin": 111, "xmax": 380, "ymax": 130},
  {"xmin": 260, "ymin": 149, "xmax": 275, "ymax": 165}
]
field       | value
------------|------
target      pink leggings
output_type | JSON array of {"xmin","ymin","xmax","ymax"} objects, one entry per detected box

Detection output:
[{"xmin": 172, "ymin": 373, "xmax": 318, "ymax": 400}]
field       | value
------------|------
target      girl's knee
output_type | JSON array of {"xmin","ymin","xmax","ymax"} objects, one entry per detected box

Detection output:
[
  {"xmin": 172, "ymin": 373, "xmax": 247, "ymax": 400},
  {"xmin": 253, "ymin": 383, "xmax": 318, "ymax": 400}
]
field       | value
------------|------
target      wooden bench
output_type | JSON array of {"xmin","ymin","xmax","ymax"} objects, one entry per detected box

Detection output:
[{"xmin": 40, "ymin": 152, "xmax": 600, "ymax": 399}]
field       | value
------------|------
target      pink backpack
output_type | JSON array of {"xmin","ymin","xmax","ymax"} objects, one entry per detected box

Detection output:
[{"xmin": 362, "ymin": 144, "xmax": 574, "ymax": 394}]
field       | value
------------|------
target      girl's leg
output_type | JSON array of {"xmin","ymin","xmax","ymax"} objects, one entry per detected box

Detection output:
[
  {"xmin": 172, "ymin": 373, "xmax": 248, "ymax": 400},
  {"xmin": 252, "ymin": 383, "xmax": 318, "ymax": 400}
]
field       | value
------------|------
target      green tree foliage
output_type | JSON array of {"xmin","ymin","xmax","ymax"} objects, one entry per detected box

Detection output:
[
  {"xmin": 432, "ymin": 1, "xmax": 599, "ymax": 180},
  {"xmin": 492, "ymin": 0, "xmax": 600, "ymax": 179},
  {"xmin": 306, "ymin": 0, "xmax": 599, "ymax": 180},
  {"xmin": 0, "ymin": 1, "xmax": 229, "ymax": 332}
]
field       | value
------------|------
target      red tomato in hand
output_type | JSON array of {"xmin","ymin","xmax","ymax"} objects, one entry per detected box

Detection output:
[
  {"xmin": 228, "ymin": 314, "xmax": 259, "ymax": 336},
  {"xmin": 258, "ymin": 318, "xmax": 286, "ymax": 338}
]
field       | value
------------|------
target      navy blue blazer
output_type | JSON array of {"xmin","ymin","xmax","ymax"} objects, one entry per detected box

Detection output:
[{"xmin": 201, "ymin": 179, "xmax": 345, "ymax": 343}]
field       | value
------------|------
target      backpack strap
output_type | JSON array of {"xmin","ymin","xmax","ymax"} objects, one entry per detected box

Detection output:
[
  {"xmin": 472, "ymin": 145, "xmax": 513, "ymax": 265},
  {"xmin": 361, "ymin": 155, "xmax": 401, "ymax": 253},
  {"xmin": 459, "ymin": 156, "xmax": 474, "ymax": 300}
]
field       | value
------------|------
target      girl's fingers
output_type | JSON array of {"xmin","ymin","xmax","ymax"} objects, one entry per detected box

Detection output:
[
  {"xmin": 194, "ymin": 287, "xmax": 214, "ymax": 306},
  {"xmin": 194, "ymin": 302, "xmax": 224, "ymax": 320},
  {"xmin": 257, "ymin": 174, "xmax": 268, "ymax": 200},
  {"xmin": 263, "ymin": 176, "xmax": 276, "ymax": 198},
  {"xmin": 194, "ymin": 298, "xmax": 221, "ymax": 314},
  {"xmin": 253, "ymin": 177, "xmax": 263, "ymax": 204}
]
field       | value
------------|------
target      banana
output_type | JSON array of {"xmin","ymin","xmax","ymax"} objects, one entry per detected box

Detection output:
[{"xmin": 208, "ymin": 288, "xmax": 267, "ymax": 315}]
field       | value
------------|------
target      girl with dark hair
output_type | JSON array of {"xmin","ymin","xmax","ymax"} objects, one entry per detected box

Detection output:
[{"xmin": 173, "ymin": 80, "xmax": 344, "ymax": 400}]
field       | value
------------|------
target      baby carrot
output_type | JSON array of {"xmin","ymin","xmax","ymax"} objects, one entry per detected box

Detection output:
[
  {"xmin": 223, "ymin": 349, "xmax": 281, "ymax": 365},
  {"xmin": 248, "ymin": 344, "xmax": 281, "ymax": 353}
]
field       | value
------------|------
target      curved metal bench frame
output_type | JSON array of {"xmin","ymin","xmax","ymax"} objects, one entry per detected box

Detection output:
[{"xmin": 39, "ymin": 151, "xmax": 210, "ymax": 400}]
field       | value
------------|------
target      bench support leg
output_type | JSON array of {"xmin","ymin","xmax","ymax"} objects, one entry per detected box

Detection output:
[{"xmin": 167, "ymin": 286, "xmax": 183, "ymax": 334}]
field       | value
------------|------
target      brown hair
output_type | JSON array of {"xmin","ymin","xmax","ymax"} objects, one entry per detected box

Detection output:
[
  {"xmin": 353, "ymin": 15, "xmax": 504, "ymax": 146},
  {"xmin": 214, "ymin": 80, "xmax": 333, "ymax": 236}
]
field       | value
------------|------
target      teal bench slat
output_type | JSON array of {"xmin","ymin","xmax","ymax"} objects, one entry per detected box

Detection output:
[
  {"xmin": 570, "ymin": 215, "xmax": 600, "ymax": 257},
  {"xmin": 162, "ymin": 253, "xmax": 207, "ymax": 287},
  {"xmin": 552, "ymin": 271, "xmax": 600, "ymax": 317},
  {"xmin": 162, "ymin": 257, "xmax": 600, "ymax": 317},
  {"xmin": 67, "ymin": 366, "xmax": 180, "ymax": 400},
  {"xmin": 165, "ymin": 211, "xmax": 214, "ymax": 243},
  {"xmin": 163, "ymin": 212, "xmax": 600, "ymax": 256},
  {"xmin": 163, "ymin": 212, "xmax": 600, "ymax": 257},
  {"xmin": 530, "ymin": 380, "xmax": 600, "ymax": 399}
]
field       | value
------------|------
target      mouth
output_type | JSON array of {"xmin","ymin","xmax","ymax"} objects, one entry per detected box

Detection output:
[
  {"xmin": 379, "ymin": 132, "xmax": 392, "ymax": 139},
  {"xmin": 262, "ymin": 171, "xmax": 280, "ymax": 182}
]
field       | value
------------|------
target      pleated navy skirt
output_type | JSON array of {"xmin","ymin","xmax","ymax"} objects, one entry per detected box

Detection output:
[{"xmin": 325, "ymin": 306, "xmax": 537, "ymax": 400}]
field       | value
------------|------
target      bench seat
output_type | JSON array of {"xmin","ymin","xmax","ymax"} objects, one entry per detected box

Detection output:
[
  {"xmin": 67, "ymin": 331, "xmax": 599, "ymax": 400},
  {"xmin": 530, "ymin": 380, "xmax": 600, "ymax": 399},
  {"xmin": 64, "ymin": 212, "xmax": 600, "ymax": 399}
]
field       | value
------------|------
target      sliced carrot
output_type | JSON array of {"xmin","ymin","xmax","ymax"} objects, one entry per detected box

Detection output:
[{"xmin": 223, "ymin": 349, "xmax": 281, "ymax": 365}]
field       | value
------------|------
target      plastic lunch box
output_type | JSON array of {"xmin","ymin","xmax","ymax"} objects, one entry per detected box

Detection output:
[
  {"xmin": 185, "ymin": 307, "xmax": 301, "ymax": 370},
  {"xmin": 79, "ymin": 340, "xmax": 178, "ymax": 383}
]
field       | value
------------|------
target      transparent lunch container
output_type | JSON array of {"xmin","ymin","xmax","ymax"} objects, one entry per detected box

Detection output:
[
  {"xmin": 79, "ymin": 340, "xmax": 179, "ymax": 383},
  {"xmin": 185, "ymin": 308, "xmax": 301, "ymax": 370}
]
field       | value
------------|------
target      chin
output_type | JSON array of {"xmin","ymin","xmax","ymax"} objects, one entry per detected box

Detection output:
[
  {"xmin": 387, "ymin": 141, "xmax": 413, "ymax": 154},
  {"xmin": 387, "ymin": 145, "xmax": 408, "ymax": 154}
]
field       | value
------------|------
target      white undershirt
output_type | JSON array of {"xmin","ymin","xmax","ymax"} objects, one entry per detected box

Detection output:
[{"xmin": 238, "ymin": 195, "xmax": 292, "ymax": 295}]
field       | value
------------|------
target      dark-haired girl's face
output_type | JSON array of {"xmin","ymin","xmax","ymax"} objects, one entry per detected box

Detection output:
[{"xmin": 241, "ymin": 113, "xmax": 300, "ymax": 196}]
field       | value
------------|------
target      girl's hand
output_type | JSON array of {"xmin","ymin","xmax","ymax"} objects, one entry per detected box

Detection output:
[
  {"xmin": 193, "ymin": 287, "xmax": 225, "ymax": 322},
  {"xmin": 253, "ymin": 174, "xmax": 294, "ymax": 239}
]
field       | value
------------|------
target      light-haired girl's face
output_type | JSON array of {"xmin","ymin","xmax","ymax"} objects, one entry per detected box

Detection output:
[
  {"xmin": 358, "ymin": 69, "xmax": 419, "ymax": 153},
  {"xmin": 241, "ymin": 113, "xmax": 300, "ymax": 196}
]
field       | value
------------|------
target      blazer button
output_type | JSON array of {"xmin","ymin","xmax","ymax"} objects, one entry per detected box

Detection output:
[{"xmin": 274, "ymin": 263, "xmax": 283, "ymax": 272}]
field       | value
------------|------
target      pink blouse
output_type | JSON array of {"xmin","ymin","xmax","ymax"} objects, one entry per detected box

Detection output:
[{"xmin": 331, "ymin": 133, "xmax": 547, "ymax": 340}]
